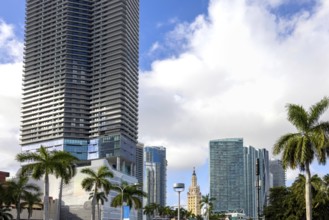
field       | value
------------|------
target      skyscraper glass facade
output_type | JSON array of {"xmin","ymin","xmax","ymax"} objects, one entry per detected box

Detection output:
[
  {"xmin": 21, "ymin": 0, "xmax": 139, "ymax": 173},
  {"xmin": 209, "ymin": 138, "xmax": 245, "ymax": 213},
  {"xmin": 143, "ymin": 146, "xmax": 167, "ymax": 208},
  {"xmin": 269, "ymin": 159, "xmax": 286, "ymax": 187},
  {"xmin": 209, "ymin": 138, "xmax": 270, "ymax": 219}
]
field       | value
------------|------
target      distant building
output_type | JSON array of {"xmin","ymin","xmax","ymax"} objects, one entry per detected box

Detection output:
[
  {"xmin": 136, "ymin": 143, "xmax": 144, "ymax": 220},
  {"xmin": 269, "ymin": 159, "xmax": 286, "ymax": 187},
  {"xmin": 143, "ymin": 146, "xmax": 167, "ymax": 209},
  {"xmin": 209, "ymin": 138, "xmax": 245, "ymax": 213},
  {"xmin": 244, "ymin": 146, "xmax": 270, "ymax": 218},
  {"xmin": 209, "ymin": 138, "xmax": 270, "ymax": 219},
  {"xmin": 187, "ymin": 168, "xmax": 202, "ymax": 216},
  {"xmin": 0, "ymin": 171, "xmax": 9, "ymax": 182}
]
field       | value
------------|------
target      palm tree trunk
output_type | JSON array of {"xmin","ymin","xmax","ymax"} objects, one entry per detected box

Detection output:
[
  {"xmin": 16, "ymin": 199, "xmax": 21, "ymax": 220},
  {"xmin": 305, "ymin": 163, "xmax": 312, "ymax": 220},
  {"xmin": 56, "ymin": 178, "xmax": 64, "ymax": 220},
  {"xmin": 28, "ymin": 207, "xmax": 32, "ymax": 220},
  {"xmin": 91, "ymin": 194, "xmax": 96, "ymax": 220},
  {"xmin": 97, "ymin": 202, "xmax": 100, "ymax": 220},
  {"xmin": 44, "ymin": 173, "xmax": 50, "ymax": 220}
]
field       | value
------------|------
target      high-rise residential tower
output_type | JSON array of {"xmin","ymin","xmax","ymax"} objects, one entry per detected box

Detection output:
[
  {"xmin": 21, "ymin": 0, "xmax": 139, "ymax": 174},
  {"xmin": 187, "ymin": 168, "xmax": 202, "ymax": 216},
  {"xmin": 143, "ymin": 146, "xmax": 167, "ymax": 210},
  {"xmin": 269, "ymin": 159, "xmax": 286, "ymax": 187}
]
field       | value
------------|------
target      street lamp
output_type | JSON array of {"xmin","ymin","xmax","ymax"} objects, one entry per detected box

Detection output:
[
  {"xmin": 173, "ymin": 183, "xmax": 185, "ymax": 220},
  {"xmin": 116, "ymin": 182, "xmax": 140, "ymax": 220}
]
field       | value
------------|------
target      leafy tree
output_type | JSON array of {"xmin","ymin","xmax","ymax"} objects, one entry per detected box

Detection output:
[
  {"xmin": 0, "ymin": 206, "xmax": 13, "ymax": 220},
  {"xmin": 16, "ymin": 146, "xmax": 79, "ymax": 220},
  {"xmin": 6, "ymin": 175, "xmax": 39, "ymax": 220},
  {"xmin": 263, "ymin": 186, "xmax": 292, "ymax": 220},
  {"xmin": 81, "ymin": 166, "xmax": 113, "ymax": 220},
  {"xmin": 265, "ymin": 174, "xmax": 329, "ymax": 220},
  {"xmin": 273, "ymin": 97, "xmax": 329, "ymax": 220},
  {"xmin": 21, "ymin": 191, "xmax": 43, "ymax": 220},
  {"xmin": 111, "ymin": 182, "xmax": 147, "ymax": 210},
  {"xmin": 200, "ymin": 194, "xmax": 216, "ymax": 220}
]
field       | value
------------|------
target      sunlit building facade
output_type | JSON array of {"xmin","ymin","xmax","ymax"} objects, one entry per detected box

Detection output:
[{"xmin": 187, "ymin": 168, "xmax": 202, "ymax": 216}]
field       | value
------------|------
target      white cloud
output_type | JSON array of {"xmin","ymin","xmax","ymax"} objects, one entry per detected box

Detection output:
[
  {"xmin": 0, "ymin": 19, "xmax": 24, "ymax": 62},
  {"xmin": 139, "ymin": 0, "xmax": 329, "ymax": 172},
  {"xmin": 0, "ymin": 19, "xmax": 23, "ymax": 175}
]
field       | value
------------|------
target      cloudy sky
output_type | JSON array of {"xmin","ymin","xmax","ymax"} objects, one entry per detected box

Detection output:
[{"xmin": 1, "ymin": 0, "xmax": 329, "ymax": 205}]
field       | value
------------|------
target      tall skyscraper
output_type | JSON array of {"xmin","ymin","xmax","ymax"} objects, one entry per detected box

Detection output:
[
  {"xmin": 244, "ymin": 146, "xmax": 270, "ymax": 218},
  {"xmin": 187, "ymin": 168, "xmax": 202, "ymax": 216},
  {"xmin": 143, "ymin": 146, "xmax": 167, "ymax": 209},
  {"xmin": 209, "ymin": 138, "xmax": 245, "ymax": 213},
  {"xmin": 21, "ymin": 0, "xmax": 139, "ymax": 174},
  {"xmin": 209, "ymin": 138, "xmax": 270, "ymax": 219},
  {"xmin": 269, "ymin": 159, "xmax": 286, "ymax": 187}
]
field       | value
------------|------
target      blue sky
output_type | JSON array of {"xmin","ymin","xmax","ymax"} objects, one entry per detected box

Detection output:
[{"xmin": 1, "ymin": 0, "xmax": 329, "ymax": 207}]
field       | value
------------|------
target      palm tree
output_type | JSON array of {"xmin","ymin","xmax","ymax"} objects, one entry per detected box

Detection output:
[
  {"xmin": 89, "ymin": 191, "xmax": 108, "ymax": 220},
  {"xmin": 81, "ymin": 165, "xmax": 113, "ymax": 220},
  {"xmin": 16, "ymin": 146, "xmax": 79, "ymax": 220},
  {"xmin": 111, "ymin": 182, "xmax": 147, "ymax": 212},
  {"xmin": 143, "ymin": 203, "xmax": 159, "ymax": 219},
  {"xmin": 55, "ymin": 156, "xmax": 78, "ymax": 220},
  {"xmin": 21, "ymin": 191, "xmax": 43, "ymax": 220},
  {"xmin": 6, "ymin": 175, "xmax": 40, "ymax": 220},
  {"xmin": 200, "ymin": 194, "xmax": 216, "ymax": 220},
  {"xmin": 0, "ymin": 206, "xmax": 13, "ymax": 220},
  {"xmin": 273, "ymin": 97, "xmax": 329, "ymax": 220}
]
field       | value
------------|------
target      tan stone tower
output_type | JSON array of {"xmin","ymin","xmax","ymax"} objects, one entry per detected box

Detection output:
[{"xmin": 187, "ymin": 167, "xmax": 202, "ymax": 216}]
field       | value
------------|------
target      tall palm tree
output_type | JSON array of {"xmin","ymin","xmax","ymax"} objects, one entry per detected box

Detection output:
[
  {"xmin": 16, "ymin": 146, "xmax": 79, "ymax": 220},
  {"xmin": 89, "ymin": 191, "xmax": 108, "ymax": 220},
  {"xmin": 111, "ymin": 182, "xmax": 147, "ymax": 211},
  {"xmin": 6, "ymin": 175, "xmax": 40, "ymax": 220},
  {"xmin": 55, "ymin": 156, "xmax": 78, "ymax": 220},
  {"xmin": 21, "ymin": 191, "xmax": 43, "ymax": 220},
  {"xmin": 81, "ymin": 165, "xmax": 113, "ymax": 220},
  {"xmin": 273, "ymin": 97, "xmax": 329, "ymax": 220},
  {"xmin": 200, "ymin": 194, "xmax": 216, "ymax": 220}
]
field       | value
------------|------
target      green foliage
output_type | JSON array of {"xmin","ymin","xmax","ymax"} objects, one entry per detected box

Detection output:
[
  {"xmin": 273, "ymin": 97, "xmax": 329, "ymax": 220},
  {"xmin": 16, "ymin": 146, "xmax": 79, "ymax": 220},
  {"xmin": 111, "ymin": 182, "xmax": 147, "ymax": 210},
  {"xmin": 264, "ymin": 174, "xmax": 329, "ymax": 220},
  {"xmin": 81, "ymin": 165, "xmax": 113, "ymax": 220},
  {"xmin": 0, "ymin": 206, "xmax": 13, "ymax": 220},
  {"xmin": 6, "ymin": 174, "xmax": 40, "ymax": 220},
  {"xmin": 200, "ymin": 194, "xmax": 216, "ymax": 220},
  {"xmin": 21, "ymin": 191, "xmax": 43, "ymax": 220}
]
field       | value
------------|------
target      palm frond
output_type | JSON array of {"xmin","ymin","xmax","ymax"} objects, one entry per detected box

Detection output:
[
  {"xmin": 273, "ymin": 133, "xmax": 298, "ymax": 155},
  {"xmin": 309, "ymin": 97, "xmax": 329, "ymax": 127},
  {"xmin": 286, "ymin": 104, "xmax": 309, "ymax": 132}
]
